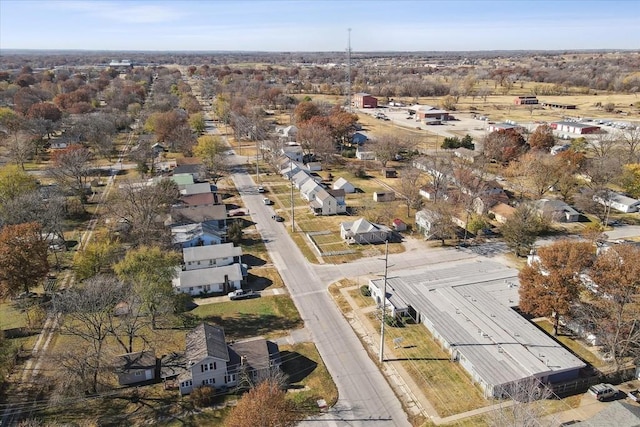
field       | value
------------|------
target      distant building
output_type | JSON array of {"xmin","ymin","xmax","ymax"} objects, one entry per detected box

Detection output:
[
  {"xmin": 551, "ymin": 121, "xmax": 600, "ymax": 135},
  {"xmin": 514, "ymin": 96, "xmax": 539, "ymax": 105},
  {"xmin": 353, "ymin": 93, "xmax": 378, "ymax": 109}
]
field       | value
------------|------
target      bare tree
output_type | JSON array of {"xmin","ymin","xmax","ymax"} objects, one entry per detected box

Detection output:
[
  {"xmin": 370, "ymin": 133, "xmax": 405, "ymax": 168},
  {"xmin": 489, "ymin": 378, "xmax": 553, "ymax": 427},
  {"xmin": 620, "ymin": 126, "xmax": 640, "ymax": 162},
  {"xmin": 54, "ymin": 275, "xmax": 127, "ymax": 393},
  {"xmin": 398, "ymin": 167, "xmax": 426, "ymax": 218},
  {"xmin": 47, "ymin": 145, "xmax": 93, "ymax": 204}
]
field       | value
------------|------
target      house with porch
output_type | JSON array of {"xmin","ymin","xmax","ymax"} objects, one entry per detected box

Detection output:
[
  {"xmin": 300, "ymin": 180, "xmax": 323, "ymax": 202},
  {"xmin": 594, "ymin": 192, "xmax": 640, "ymax": 213},
  {"xmin": 340, "ymin": 218, "xmax": 391, "ymax": 244},
  {"xmin": 534, "ymin": 199, "xmax": 580, "ymax": 222},
  {"xmin": 175, "ymin": 323, "xmax": 281, "ymax": 395},
  {"xmin": 310, "ymin": 188, "xmax": 346, "ymax": 216},
  {"xmin": 172, "ymin": 263, "xmax": 244, "ymax": 296},
  {"xmin": 171, "ymin": 222, "xmax": 225, "ymax": 248}
]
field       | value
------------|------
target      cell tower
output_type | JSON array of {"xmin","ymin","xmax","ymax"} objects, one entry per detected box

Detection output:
[{"xmin": 347, "ymin": 28, "xmax": 352, "ymax": 112}]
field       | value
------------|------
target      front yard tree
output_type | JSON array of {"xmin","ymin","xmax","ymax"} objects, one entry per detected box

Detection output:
[
  {"xmin": 370, "ymin": 133, "xmax": 404, "ymax": 168},
  {"xmin": 0, "ymin": 222, "xmax": 49, "ymax": 297},
  {"xmin": 54, "ymin": 275, "xmax": 126, "ymax": 393},
  {"xmin": 193, "ymin": 134, "xmax": 228, "ymax": 184},
  {"xmin": 226, "ymin": 380, "xmax": 303, "ymax": 427},
  {"xmin": 483, "ymin": 129, "xmax": 527, "ymax": 164},
  {"xmin": 518, "ymin": 240, "xmax": 595, "ymax": 335},
  {"xmin": 108, "ymin": 178, "xmax": 180, "ymax": 247},
  {"xmin": 72, "ymin": 237, "xmax": 122, "ymax": 281},
  {"xmin": 48, "ymin": 144, "xmax": 93, "ymax": 204},
  {"xmin": 114, "ymin": 246, "xmax": 181, "ymax": 330},
  {"xmin": 501, "ymin": 204, "xmax": 546, "ymax": 257},
  {"xmin": 528, "ymin": 124, "xmax": 555, "ymax": 151},
  {"xmin": 399, "ymin": 167, "xmax": 426, "ymax": 217}
]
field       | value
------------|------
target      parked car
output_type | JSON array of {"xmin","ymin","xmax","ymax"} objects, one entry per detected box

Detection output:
[
  {"xmin": 272, "ymin": 215, "xmax": 284, "ymax": 222},
  {"xmin": 263, "ymin": 198, "xmax": 273, "ymax": 205},
  {"xmin": 257, "ymin": 186, "xmax": 265, "ymax": 193},
  {"xmin": 228, "ymin": 289, "xmax": 259, "ymax": 300},
  {"xmin": 588, "ymin": 383, "xmax": 618, "ymax": 401}
]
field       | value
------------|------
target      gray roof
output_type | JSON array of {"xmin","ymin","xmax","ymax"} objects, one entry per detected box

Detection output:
[
  {"xmin": 182, "ymin": 243, "xmax": 242, "ymax": 264},
  {"xmin": 185, "ymin": 323, "xmax": 230, "ymax": 363},
  {"xmin": 228, "ymin": 337, "xmax": 280, "ymax": 372},
  {"xmin": 174, "ymin": 263, "xmax": 243, "ymax": 288},
  {"xmin": 115, "ymin": 350, "xmax": 156, "ymax": 373},
  {"xmin": 180, "ymin": 183, "xmax": 212, "ymax": 196},
  {"xmin": 573, "ymin": 401, "xmax": 640, "ymax": 426},
  {"xmin": 341, "ymin": 218, "xmax": 391, "ymax": 235},
  {"xmin": 554, "ymin": 121, "xmax": 600, "ymax": 128},
  {"xmin": 170, "ymin": 204, "xmax": 227, "ymax": 224},
  {"xmin": 160, "ymin": 352, "xmax": 187, "ymax": 379},
  {"xmin": 370, "ymin": 260, "xmax": 585, "ymax": 389}
]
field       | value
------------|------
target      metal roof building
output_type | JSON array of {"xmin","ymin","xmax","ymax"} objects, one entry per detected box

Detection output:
[{"xmin": 369, "ymin": 259, "xmax": 586, "ymax": 398}]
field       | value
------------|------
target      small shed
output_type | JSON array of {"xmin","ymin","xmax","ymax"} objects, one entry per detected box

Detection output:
[
  {"xmin": 115, "ymin": 350, "xmax": 157, "ymax": 386},
  {"xmin": 373, "ymin": 192, "xmax": 395, "ymax": 202},
  {"xmin": 392, "ymin": 218, "xmax": 407, "ymax": 232},
  {"xmin": 382, "ymin": 168, "xmax": 397, "ymax": 178}
]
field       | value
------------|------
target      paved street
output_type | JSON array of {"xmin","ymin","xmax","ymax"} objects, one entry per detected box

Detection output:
[{"xmin": 232, "ymin": 170, "xmax": 410, "ymax": 427}]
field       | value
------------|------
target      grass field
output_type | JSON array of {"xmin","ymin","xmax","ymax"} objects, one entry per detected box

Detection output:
[{"xmin": 191, "ymin": 295, "xmax": 302, "ymax": 341}]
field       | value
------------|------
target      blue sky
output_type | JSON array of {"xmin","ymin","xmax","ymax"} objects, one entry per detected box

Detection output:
[{"xmin": 1, "ymin": 0, "xmax": 638, "ymax": 52}]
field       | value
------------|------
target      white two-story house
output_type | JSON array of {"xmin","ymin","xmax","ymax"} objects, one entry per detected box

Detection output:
[{"xmin": 182, "ymin": 243, "xmax": 242, "ymax": 270}]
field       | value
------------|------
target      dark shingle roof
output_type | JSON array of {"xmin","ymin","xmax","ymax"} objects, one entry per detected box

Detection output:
[
  {"xmin": 115, "ymin": 350, "xmax": 156, "ymax": 373},
  {"xmin": 185, "ymin": 323, "xmax": 230, "ymax": 363}
]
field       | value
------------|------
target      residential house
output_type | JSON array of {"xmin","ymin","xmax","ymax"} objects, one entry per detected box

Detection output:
[
  {"xmin": 356, "ymin": 147, "xmax": 376, "ymax": 160},
  {"xmin": 415, "ymin": 209, "xmax": 439, "ymax": 238},
  {"xmin": 171, "ymin": 173, "xmax": 195, "ymax": 188},
  {"xmin": 572, "ymin": 401, "xmax": 640, "ymax": 427},
  {"xmin": 173, "ymin": 163, "xmax": 206, "ymax": 182},
  {"xmin": 300, "ymin": 180, "xmax": 323, "ymax": 202},
  {"xmin": 291, "ymin": 170, "xmax": 314, "ymax": 189},
  {"xmin": 280, "ymin": 161, "xmax": 305, "ymax": 179},
  {"xmin": 180, "ymin": 192, "xmax": 218, "ymax": 207},
  {"xmin": 169, "ymin": 204, "xmax": 228, "ymax": 230},
  {"xmin": 534, "ymin": 198, "xmax": 580, "ymax": 222},
  {"xmin": 340, "ymin": 218, "xmax": 391, "ymax": 244},
  {"xmin": 181, "ymin": 183, "xmax": 213, "ymax": 196},
  {"xmin": 281, "ymin": 144, "xmax": 304, "ymax": 163},
  {"xmin": 176, "ymin": 323, "xmax": 281, "ymax": 395},
  {"xmin": 172, "ymin": 263, "xmax": 244, "ymax": 296},
  {"xmin": 453, "ymin": 148, "xmax": 479, "ymax": 163},
  {"xmin": 275, "ymin": 125, "xmax": 298, "ymax": 142},
  {"xmin": 351, "ymin": 132, "xmax": 368, "ymax": 146},
  {"xmin": 310, "ymin": 188, "xmax": 346, "ymax": 216},
  {"xmin": 332, "ymin": 177, "xmax": 355, "ymax": 194},
  {"xmin": 178, "ymin": 323, "xmax": 233, "ymax": 395},
  {"xmin": 419, "ymin": 185, "xmax": 448, "ymax": 201},
  {"xmin": 306, "ymin": 161, "xmax": 322, "ymax": 172},
  {"xmin": 114, "ymin": 350, "xmax": 157, "ymax": 386},
  {"xmin": 152, "ymin": 143, "xmax": 166, "ymax": 157},
  {"xmin": 594, "ymin": 192, "xmax": 640, "ymax": 213},
  {"xmin": 228, "ymin": 337, "xmax": 282, "ymax": 386},
  {"xmin": 171, "ymin": 222, "xmax": 224, "ymax": 248},
  {"xmin": 182, "ymin": 243, "xmax": 242, "ymax": 271},
  {"xmin": 489, "ymin": 203, "xmax": 516, "ymax": 224}
]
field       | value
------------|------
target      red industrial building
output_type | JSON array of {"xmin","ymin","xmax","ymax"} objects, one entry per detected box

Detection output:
[
  {"xmin": 514, "ymin": 96, "xmax": 539, "ymax": 105},
  {"xmin": 551, "ymin": 121, "xmax": 601, "ymax": 134},
  {"xmin": 353, "ymin": 93, "xmax": 378, "ymax": 109}
]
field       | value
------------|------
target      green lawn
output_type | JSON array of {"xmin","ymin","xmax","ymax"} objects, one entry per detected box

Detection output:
[
  {"xmin": 191, "ymin": 295, "xmax": 302, "ymax": 340},
  {"xmin": 365, "ymin": 313, "xmax": 489, "ymax": 417},
  {"xmin": 0, "ymin": 301, "xmax": 29, "ymax": 330}
]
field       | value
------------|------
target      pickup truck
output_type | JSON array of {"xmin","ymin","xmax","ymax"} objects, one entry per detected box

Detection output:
[
  {"xmin": 629, "ymin": 389, "xmax": 640, "ymax": 402},
  {"xmin": 228, "ymin": 289, "xmax": 258, "ymax": 300}
]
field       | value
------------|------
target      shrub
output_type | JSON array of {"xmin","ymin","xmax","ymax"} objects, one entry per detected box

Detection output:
[
  {"xmin": 190, "ymin": 386, "xmax": 217, "ymax": 408},
  {"xmin": 359, "ymin": 285, "xmax": 371, "ymax": 297}
]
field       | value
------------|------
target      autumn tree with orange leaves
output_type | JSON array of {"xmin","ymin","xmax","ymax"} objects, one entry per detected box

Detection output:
[
  {"xmin": 0, "ymin": 222, "xmax": 49, "ymax": 297},
  {"xmin": 225, "ymin": 380, "xmax": 303, "ymax": 427},
  {"xmin": 518, "ymin": 240, "xmax": 595, "ymax": 335}
]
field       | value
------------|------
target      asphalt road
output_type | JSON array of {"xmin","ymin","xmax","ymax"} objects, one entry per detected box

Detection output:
[{"xmin": 232, "ymin": 170, "xmax": 411, "ymax": 427}]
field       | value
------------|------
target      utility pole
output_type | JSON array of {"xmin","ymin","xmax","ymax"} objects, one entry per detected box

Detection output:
[
  {"xmin": 347, "ymin": 28, "xmax": 352, "ymax": 112},
  {"xmin": 290, "ymin": 156, "xmax": 295, "ymax": 232},
  {"xmin": 379, "ymin": 240, "xmax": 389, "ymax": 363}
]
